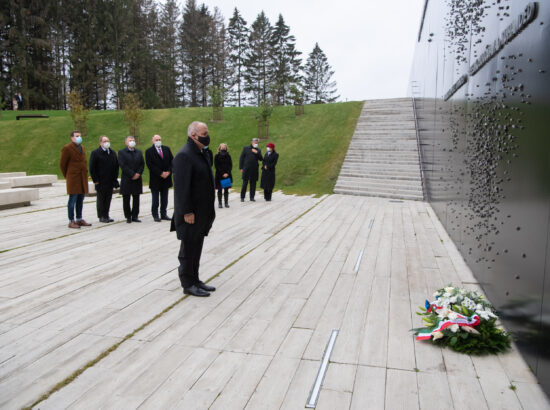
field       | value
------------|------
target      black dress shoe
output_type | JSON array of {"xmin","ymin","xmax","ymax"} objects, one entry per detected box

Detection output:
[
  {"xmin": 107, "ymin": 217, "xmax": 114, "ymax": 222},
  {"xmin": 218, "ymin": 203, "xmax": 223, "ymax": 208},
  {"xmin": 132, "ymin": 218, "xmax": 142, "ymax": 223},
  {"xmin": 100, "ymin": 217, "xmax": 108, "ymax": 223},
  {"xmin": 241, "ymin": 198, "xmax": 244, "ymax": 202},
  {"xmin": 197, "ymin": 282, "xmax": 216, "ymax": 292},
  {"xmin": 184, "ymin": 285, "xmax": 210, "ymax": 297},
  {"xmin": 126, "ymin": 218, "xmax": 132, "ymax": 223},
  {"xmin": 250, "ymin": 198, "xmax": 255, "ymax": 202},
  {"xmin": 225, "ymin": 203, "xmax": 230, "ymax": 208},
  {"xmin": 154, "ymin": 217, "xmax": 161, "ymax": 222},
  {"xmin": 161, "ymin": 215, "xmax": 171, "ymax": 221}
]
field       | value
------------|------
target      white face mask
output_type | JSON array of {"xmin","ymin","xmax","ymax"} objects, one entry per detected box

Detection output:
[
  {"xmin": 103, "ymin": 142, "xmax": 110, "ymax": 149},
  {"xmin": 154, "ymin": 140, "xmax": 162, "ymax": 148},
  {"xmin": 266, "ymin": 147, "xmax": 272, "ymax": 152},
  {"xmin": 253, "ymin": 144, "xmax": 258, "ymax": 148},
  {"xmin": 128, "ymin": 141, "xmax": 136, "ymax": 148}
]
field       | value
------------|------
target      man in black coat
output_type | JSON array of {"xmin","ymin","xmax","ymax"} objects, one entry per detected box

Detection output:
[
  {"xmin": 118, "ymin": 136, "xmax": 144, "ymax": 223},
  {"xmin": 89, "ymin": 135, "xmax": 119, "ymax": 222},
  {"xmin": 170, "ymin": 121, "xmax": 216, "ymax": 297},
  {"xmin": 145, "ymin": 134, "xmax": 174, "ymax": 222},
  {"xmin": 239, "ymin": 137, "xmax": 263, "ymax": 202}
]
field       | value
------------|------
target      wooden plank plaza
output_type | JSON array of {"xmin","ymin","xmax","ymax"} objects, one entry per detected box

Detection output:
[{"xmin": 0, "ymin": 183, "xmax": 548, "ymax": 409}]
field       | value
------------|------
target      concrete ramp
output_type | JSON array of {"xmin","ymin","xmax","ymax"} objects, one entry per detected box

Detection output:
[{"xmin": 334, "ymin": 98, "xmax": 424, "ymax": 200}]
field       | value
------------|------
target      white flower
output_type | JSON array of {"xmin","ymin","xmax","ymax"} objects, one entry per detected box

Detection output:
[
  {"xmin": 449, "ymin": 324, "xmax": 459, "ymax": 333},
  {"xmin": 477, "ymin": 310, "xmax": 490, "ymax": 321},
  {"xmin": 476, "ymin": 304, "xmax": 483, "ymax": 311},
  {"xmin": 444, "ymin": 286, "xmax": 455, "ymax": 293},
  {"xmin": 459, "ymin": 289, "xmax": 466, "ymax": 294},
  {"xmin": 462, "ymin": 326, "xmax": 480, "ymax": 335},
  {"xmin": 443, "ymin": 292, "xmax": 452, "ymax": 298},
  {"xmin": 432, "ymin": 331, "xmax": 444, "ymax": 340},
  {"xmin": 438, "ymin": 308, "xmax": 450, "ymax": 318},
  {"xmin": 448, "ymin": 312, "xmax": 459, "ymax": 320},
  {"xmin": 449, "ymin": 296, "xmax": 458, "ymax": 304}
]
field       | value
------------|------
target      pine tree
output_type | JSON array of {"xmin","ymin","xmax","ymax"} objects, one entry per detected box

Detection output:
[
  {"xmin": 158, "ymin": 0, "xmax": 179, "ymax": 108},
  {"xmin": 227, "ymin": 8, "xmax": 248, "ymax": 107},
  {"xmin": 180, "ymin": 0, "xmax": 202, "ymax": 106},
  {"xmin": 209, "ymin": 7, "xmax": 228, "ymax": 104},
  {"xmin": 270, "ymin": 14, "xmax": 301, "ymax": 105},
  {"xmin": 304, "ymin": 43, "xmax": 339, "ymax": 104},
  {"xmin": 244, "ymin": 11, "xmax": 273, "ymax": 106}
]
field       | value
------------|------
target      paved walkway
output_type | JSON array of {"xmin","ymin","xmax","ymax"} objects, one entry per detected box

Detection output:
[{"xmin": 0, "ymin": 185, "xmax": 548, "ymax": 409}]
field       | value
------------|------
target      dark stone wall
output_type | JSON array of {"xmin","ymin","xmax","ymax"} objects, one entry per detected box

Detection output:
[{"xmin": 410, "ymin": 0, "xmax": 550, "ymax": 395}]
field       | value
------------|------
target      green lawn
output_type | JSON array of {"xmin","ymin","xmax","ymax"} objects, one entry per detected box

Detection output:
[{"xmin": 0, "ymin": 102, "xmax": 363, "ymax": 196}]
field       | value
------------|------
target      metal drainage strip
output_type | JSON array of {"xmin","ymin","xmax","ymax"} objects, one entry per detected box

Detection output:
[{"xmin": 305, "ymin": 329, "xmax": 339, "ymax": 408}]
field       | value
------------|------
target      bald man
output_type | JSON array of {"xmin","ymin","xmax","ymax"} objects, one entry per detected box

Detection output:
[
  {"xmin": 170, "ymin": 121, "xmax": 216, "ymax": 297},
  {"xmin": 145, "ymin": 134, "xmax": 174, "ymax": 222}
]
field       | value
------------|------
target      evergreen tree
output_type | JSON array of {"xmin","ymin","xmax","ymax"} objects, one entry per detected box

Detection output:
[
  {"xmin": 158, "ymin": 0, "xmax": 179, "ymax": 108},
  {"xmin": 270, "ymin": 14, "xmax": 301, "ymax": 105},
  {"xmin": 304, "ymin": 43, "xmax": 339, "ymax": 104},
  {"xmin": 208, "ymin": 7, "xmax": 228, "ymax": 105},
  {"xmin": 180, "ymin": 0, "xmax": 202, "ymax": 106},
  {"xmin": 227, "ymin": 8, "xmax": 248, "ymax": 107},
  {"xmin": 244, "ymin": 11, "xmax": 273, "ymax": 106}
]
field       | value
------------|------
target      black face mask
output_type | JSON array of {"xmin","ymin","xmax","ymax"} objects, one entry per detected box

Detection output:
[
  {"xmin": 198, "ymin": 134, "xmax": 210, "ymax": 147},
  {"xmin": 220, "ymin": 149, "xmax": 227, "ymax": 153}
]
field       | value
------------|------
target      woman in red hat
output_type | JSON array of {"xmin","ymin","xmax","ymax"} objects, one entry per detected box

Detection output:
[{"xmin": 260, "ymin": 142, "xmax": 279, "ymax": 201}]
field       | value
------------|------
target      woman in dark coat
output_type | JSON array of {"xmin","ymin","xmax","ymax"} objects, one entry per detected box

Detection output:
[
  {"xmin": 214, "ymin": 143, "xmax": 233, "ymax": 208},
  {"xmin": 260, "ymin": 142, "xmax": 279, "ymax": 201}
]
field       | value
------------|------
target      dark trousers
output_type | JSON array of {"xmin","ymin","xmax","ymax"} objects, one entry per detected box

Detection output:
[
  {"xmin": 96, "ymin": 188, "xmax": 113, "ymax": 219},
  {"xmin": 122, "ymin": 194, "xmax": 140, "ymax": 219},
  {"xmin": 264, "ymin": 188, "xmax": 273, "ymax": 201},
  {"xmin": 151, "ymin": 188, "xmax": 169, "ymax": 218},
  {"xmin": 217, "ymin": 188, "xmax": 229, "ymax": 204},
  {"xmin": 241, "ymin": 177, "xmax": 256, "ymax": 199},
  {"xmin": 178, "ymin": 235, "xmax": 205, "ymax": 289},
  {"xmin": 67, "ymin": 193, "xmax": 85, "ymax": 221}
]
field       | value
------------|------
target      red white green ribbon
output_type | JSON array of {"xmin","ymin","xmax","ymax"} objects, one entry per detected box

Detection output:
[{"xmin": 416, "ymin": 313, "xmax": 481, "ymax": 340}]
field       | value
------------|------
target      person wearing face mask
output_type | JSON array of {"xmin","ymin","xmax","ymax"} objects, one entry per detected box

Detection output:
[
  {"xmin": 170, "ymin": 121, "xmax": 216, "ymax": 297},
  {"xmin": 145, "ymin": 134, "xmax": 174, "ymax": 222},
  {"xmin": 118, "ymin": 136, "xmax": 144, "ymax": 223},
  {"xmin": 239, "ymin": 137, "xmax": 263, "ymax": 202},
  {"xmin": 260, "ymin": 142, "xmax": 279, "ymax": 201},
  {"xmin": 89, "ymin": 135, "xmax": 119, "ymax": 223},
  {"xmin": 214, "ymin": 143, "xmax": 233, "ymax": 208},
  {"xmin": 60, "ymin": 130, "xmax": 91, "ymax": 229}
]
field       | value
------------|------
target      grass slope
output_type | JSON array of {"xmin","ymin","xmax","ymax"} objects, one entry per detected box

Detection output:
[{"xmin": 0, "ymin": 102, "xmax": 363, "ymax": 195}]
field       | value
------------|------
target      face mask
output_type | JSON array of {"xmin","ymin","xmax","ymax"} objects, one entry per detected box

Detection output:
[
  {"xmin": 266, "ymin": 147, "xmax": 272, "ymax": 152},
  {"xmin": 253, "ymin": 144, "xmax": 258, "ymax": 148},
  {"xmin": 128, "ymin": 140, "xmax": 136, "ymax": 148},
  {"xmin": 220, "ymin": 149, "xmax": 227, "ymax": 153},
  {"xmin": 198, "ymin": 135, "xmax": 210, "ymax": 147},
  {"xmin": 74, "ymin": 136, "xmax": 82, "ymax": 145},
  {"xmin": 103, "ymin": 142, "xmax": 110, "ymax": 149},
  {"xmin": 154, "ymin": 140, "xmax": 162, "ymax": 148}
]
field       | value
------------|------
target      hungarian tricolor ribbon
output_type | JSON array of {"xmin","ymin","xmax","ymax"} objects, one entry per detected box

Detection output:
[{"xmin": 416, "ymin": 313, "xmax": 481, "ymax": 340}]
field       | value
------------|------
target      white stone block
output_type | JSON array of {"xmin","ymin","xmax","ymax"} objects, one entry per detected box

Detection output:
[{"xmin": 0, "ymin": 188, "xmax": 39, "ymax": 209}]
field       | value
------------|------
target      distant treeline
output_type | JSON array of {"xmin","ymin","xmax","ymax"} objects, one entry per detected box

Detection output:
[{"xmin": 0, "ymin": 0, "xmax": 339, "ymax": 110}]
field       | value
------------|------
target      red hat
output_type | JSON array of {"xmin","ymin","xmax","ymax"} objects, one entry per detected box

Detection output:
[{"xmin": 266, "ymin": 142, "xmax": 275, "ymax": 149}]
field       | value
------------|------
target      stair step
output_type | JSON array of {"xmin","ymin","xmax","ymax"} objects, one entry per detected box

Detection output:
[
  {"xmin": 335, "ymin": 177, "xmax": 422, "ymax": 193},
  {"xmin": 333, "ymin": 188, "xmax": 423, "ymax": 201}
]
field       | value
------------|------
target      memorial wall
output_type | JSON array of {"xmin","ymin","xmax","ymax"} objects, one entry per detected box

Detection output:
[{"xmin": 409, "ymin": 0, "xmax": 549, "ymax": 395}]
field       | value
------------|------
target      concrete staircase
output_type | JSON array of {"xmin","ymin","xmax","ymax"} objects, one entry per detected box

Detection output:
[{"xmin": 334, "ymin": 98, "xmax": 424, "ymax": 200}]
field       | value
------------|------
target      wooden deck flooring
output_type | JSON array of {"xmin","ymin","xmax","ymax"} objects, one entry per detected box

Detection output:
[{"xmin": 0, "ymin": 186, "xmax": 548, "ymax": 409}]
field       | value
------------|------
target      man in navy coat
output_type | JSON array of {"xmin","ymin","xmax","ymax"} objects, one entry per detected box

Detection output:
[
  {"xmin": 145, "ymin": 134, "xmax": 174, "ymax": 222},
  {"xmin": 170, "ymin": 121, "xmax": 216, "ymax": 297}
]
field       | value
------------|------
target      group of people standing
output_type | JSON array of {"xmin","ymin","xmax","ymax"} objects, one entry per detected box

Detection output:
[
  {"xmin": 60, "ymin": 132, "xmax": 174, "ymax": 228},
  {"xmin": 59, "ymin": 123, "xmax": 279, "ymax": 298}
]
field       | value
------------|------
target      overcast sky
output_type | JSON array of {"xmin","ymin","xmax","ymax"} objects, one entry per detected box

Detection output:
[{"xmin": 201, "ymin": 0, "xmax": 426, "ymax": 102}]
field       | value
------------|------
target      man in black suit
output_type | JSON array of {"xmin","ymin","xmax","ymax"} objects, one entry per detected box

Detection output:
[
  {"xmin": 239, "ymin": 137, "xmax": 263, "ymax": 202},
  {"xmin": 89, "ymin": 135, "xmax": 119, "ymax": 222},
  {"xmin": 118, "ymin": 136, "xmax": 144, "ymax": 223},
  {"xmin": 145, "ymin": 134, "xmax": 174, "ymax": 222},
  {"xmin": 170, "ymin": 121, "xmax": 216, "ymax": 297}
]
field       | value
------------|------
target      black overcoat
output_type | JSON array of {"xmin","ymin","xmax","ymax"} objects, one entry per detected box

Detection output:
[
  {"xmin": 214, "ymin": 151, "xmax": 233, "ymax": 187},
  {"xmin": 239, "ymin": 145, "xmax": 263, "ymax": 181},
  {"xmin": 89, "ymin": 146, "xmax": 119, "ymax": 192},
  {"xmin": 170, "ymin": 138, "xmax": 216, "ymax": 241},
  {"xmin": 118, "ymin": 147, "xmax": 144, "ymax": 195},
  {"xmin": 260, "ymin": 151, "xmax": 279, "ymax": 190},
  {"xmin": 145, "ymin": 144, "xmax": 174, "ymax": 190}
]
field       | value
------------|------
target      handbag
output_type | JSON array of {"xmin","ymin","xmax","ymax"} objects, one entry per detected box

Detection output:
[{"xmin": 220, "ymin": 177, "xmax": 232, "ymax": 188}]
